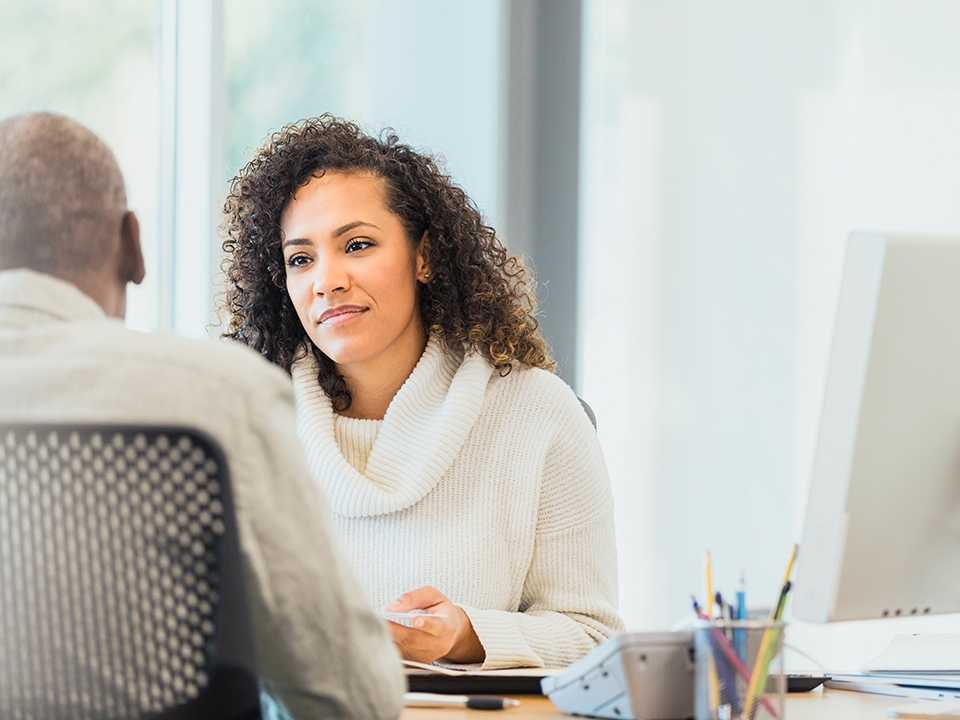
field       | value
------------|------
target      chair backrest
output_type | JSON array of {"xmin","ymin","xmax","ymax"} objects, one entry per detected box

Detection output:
[
  {"xmin": 578, "ymin": 397, "xmax": 598, "ymax": 430},
  {"xmin": 0, "ymin": 423, "xmax": 260, "ymax": 720}
]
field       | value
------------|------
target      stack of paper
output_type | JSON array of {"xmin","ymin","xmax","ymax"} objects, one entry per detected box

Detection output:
[{"xmin": 828, "ymin": 673, "xmax": 960, "ymax": 701}]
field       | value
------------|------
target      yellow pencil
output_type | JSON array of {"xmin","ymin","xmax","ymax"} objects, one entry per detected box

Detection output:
[
  {"xmin": 705, "ymin": 551, "xmax": 720, "ymax": 713},
  {"xmin": 776, "ymin": 544, "xmax": 799, "ymax": 601},
  {"xmin": 742, "ymin": 544, "xmax": 799, "ymax": 719},
  {"xmin": 705, "ymin": 551, "xmax": 715, "ymax": 618}
]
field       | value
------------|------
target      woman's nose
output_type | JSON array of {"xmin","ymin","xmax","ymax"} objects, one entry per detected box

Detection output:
[{"xmin": 311, "ymin": 259, "xmax": 348, "ymax": 296}]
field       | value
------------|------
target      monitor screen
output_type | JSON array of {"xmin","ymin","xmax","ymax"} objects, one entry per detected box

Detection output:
[{"xmin": 794, "ymin": 233, "xmax": 960, "ymax": 624}]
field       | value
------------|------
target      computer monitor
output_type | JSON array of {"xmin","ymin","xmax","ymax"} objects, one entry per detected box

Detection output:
[{"xmin": 794, "ymin": 233, "xmax": 960, "ymax": 630}]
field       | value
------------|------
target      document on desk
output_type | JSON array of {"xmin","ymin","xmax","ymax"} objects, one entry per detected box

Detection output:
[
  {"xmin": 830, "ymin": 673, "xmax": 960, "ymax": 690},
  {"xmin": 402, "ymin": 660, "xmax": 558, "ymax": 677},
  {"xmin": 827, "ymin": 674, "xmax": 960, "ymax": 703}
]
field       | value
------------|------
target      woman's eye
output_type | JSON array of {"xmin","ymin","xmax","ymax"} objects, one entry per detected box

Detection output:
[
  {"xmin": 286, "ymin": 254, "xmax": 310, "ymax": 268},
  {"xmin": 346, "ymin": 239, "xmax": 373, "ymax": 254}
]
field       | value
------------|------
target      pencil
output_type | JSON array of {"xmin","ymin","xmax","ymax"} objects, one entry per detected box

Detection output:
[
  {"xmin": 705, "ymin": 551, "xmax": 715, "ymax": 619},
  {"xmin": 742, "ymin": 544, "xmax": 799, "ymax": 719},
  {"xmin": 704, "ymin": 551, "xmax": 720, "ymax": 712},
  {"xmin": 777, "ymin": 544, "xmax": 799, "ymax": 600}
]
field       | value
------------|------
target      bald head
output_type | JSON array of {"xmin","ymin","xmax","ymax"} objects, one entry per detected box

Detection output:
[{"xmin": 0, "ymin": 112, "xmax": 143, "ymax": 317}]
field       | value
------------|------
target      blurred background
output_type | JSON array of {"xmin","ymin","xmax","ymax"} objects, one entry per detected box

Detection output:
[{"xmin": 4, "ymin": 0, "xmax": 959, "ymax": 671}]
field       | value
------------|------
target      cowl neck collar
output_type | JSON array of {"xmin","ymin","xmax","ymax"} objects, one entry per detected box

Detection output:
[{"xmin": 292, "ymin": 336, "xmax": 494, "ymax": 517}]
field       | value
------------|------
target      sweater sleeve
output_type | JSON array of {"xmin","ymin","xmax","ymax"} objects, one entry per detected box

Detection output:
[
  {"xmin": 233, "ymin": 374, "xmax": 406, "ymax": 718},
  {"xmin": 459, "ymin": 389, "xmax": 624, "ymax": 669}
]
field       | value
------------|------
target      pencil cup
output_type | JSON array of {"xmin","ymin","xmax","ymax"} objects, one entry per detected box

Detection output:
[{"xmin": 693, "ymin": 620, "xmax": 785, "ymax": 720}]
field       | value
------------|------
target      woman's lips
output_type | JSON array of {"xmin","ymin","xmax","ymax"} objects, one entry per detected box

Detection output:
[{"xmin": 318, "ymin": 306, "xmax": 368, "ymax": 325}]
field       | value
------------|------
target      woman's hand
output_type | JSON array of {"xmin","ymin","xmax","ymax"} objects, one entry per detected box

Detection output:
[{"xmin": 385, "ymin": 586, "xmax": 485, "ymax": 664}]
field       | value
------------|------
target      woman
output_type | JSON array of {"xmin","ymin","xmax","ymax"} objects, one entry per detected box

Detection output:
[{"xmin": 222, "ymin": 115, "xmax": 623, "ymax": 669}]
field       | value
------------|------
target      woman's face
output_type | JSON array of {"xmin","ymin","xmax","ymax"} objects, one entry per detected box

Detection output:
[{"xmin": 280, "ymin": 171, "xmax": 428, "ymax": 367}]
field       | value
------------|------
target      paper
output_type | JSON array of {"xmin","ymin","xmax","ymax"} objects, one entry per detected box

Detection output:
[
  {"xmin": 383, "ymin": 610, "xmax": 444, "ymax": 628},
  {"xmin": 831, "ymin": 674, "xmax": 960, "ymax": 690},
  {"xmin": 402, "ymin": 660, "xmax": 559, "ymax": 678}
]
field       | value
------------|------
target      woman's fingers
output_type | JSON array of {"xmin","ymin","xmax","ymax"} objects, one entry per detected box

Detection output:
[
  {"xmin": 387, "ymin": 618, "xmax": 453, "ymax": 643},
  {"xmin": 387, "ymin": 614, "xmax": 447, "ymax": 639},
  {"xmin": 389, "ymin": 627, "xmax": 430, "ymax": 662},
  {"xmin": 386, "ymin": 612, "xmax": 456, "ymax": 662},
  {"xmin": 386, "ymin": 585, "xmax": 445, "ymax": 612},
  {"xmin": 383, "ymin": 586, "xmax": 465, "ymax": 663},
  {"xmin": 386, "ymin": 621, "xmax": 411, "ymax": 646},
  {"xmin": 388, "ymin": 624, "xmax": 435, "ymax": 662},
  {"xmin": 409, "ymin": 614, "xmax": 446, "ymax": 637}
]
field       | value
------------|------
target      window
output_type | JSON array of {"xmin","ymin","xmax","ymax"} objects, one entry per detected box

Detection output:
[
  {"xmin": 223, "ymin": 0, "xmax": 503, "ymax": 227},
  {"xmin": 1, "ymin": 1, "xmax": 161, "ymax": 331},
  {"xmin": 224, "ymin": 0, "xmax": 370, "ymax": 180}
]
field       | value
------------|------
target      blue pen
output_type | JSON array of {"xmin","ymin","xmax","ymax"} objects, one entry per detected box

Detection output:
[
  {"xmin": 735, "ymin": 571, "xmax": 747, "ymax": 662},
  {"xmin": 736, "ymin": 571, "xmax": 747, "ymax": 619}
]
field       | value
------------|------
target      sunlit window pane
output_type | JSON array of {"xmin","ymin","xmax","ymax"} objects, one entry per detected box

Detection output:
[
  {"xmin": 0, "ymin": 1, "xmax": 160, "ymax": 331},
  {"xmin": 224, "ymin": 0, "xmax": 370, "ymax": 181},
  {"xmin": 223, "ymin": 0, "xmax": 502, "ymax": 228}
]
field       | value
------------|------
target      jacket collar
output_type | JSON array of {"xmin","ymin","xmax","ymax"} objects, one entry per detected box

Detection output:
[{"xmin": 0, "ymin": 269, "xmax": 106, "ymax": 325}]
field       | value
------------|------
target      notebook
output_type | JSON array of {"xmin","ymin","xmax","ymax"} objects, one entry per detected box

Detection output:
[{"xmin": 403, "ymin": 660, "xmax": 560, "ymax": 695}]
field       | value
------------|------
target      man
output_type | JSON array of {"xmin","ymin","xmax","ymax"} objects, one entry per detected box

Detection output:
[{"xmin": 0, "ymin": 112, "xmax": 405, "ymax": 719}]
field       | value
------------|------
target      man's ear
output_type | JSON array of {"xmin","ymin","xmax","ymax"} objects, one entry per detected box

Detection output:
[
  {"xmin": 120, "ymin": 211, "xmax": 145, "ymax": 285},
  {"xmin": 415, "ymin": 231, "xmax": 431, "ymax": 283}
]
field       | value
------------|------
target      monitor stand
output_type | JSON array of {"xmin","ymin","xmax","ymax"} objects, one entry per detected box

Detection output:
[{"xmin": 865, "ymin": 634, "xmax": 960, "ymax": 675}]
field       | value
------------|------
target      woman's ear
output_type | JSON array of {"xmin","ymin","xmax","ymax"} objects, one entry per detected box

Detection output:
[{"xmin": 415, "ymin": 231, "xmax": 432, "ymax": 283}]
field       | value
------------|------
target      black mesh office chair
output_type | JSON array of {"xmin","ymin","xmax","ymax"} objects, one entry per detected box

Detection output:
[
  {"xmin": 0, "ymin": 423, "xmax": 261, "ymax": 720},
  {"xmin": 578, "ymin": 398, "xmax": 597, "ymax": 430},
  {"xmin": 577, "ymin": 396, "xmax": 597, "ymax": 430}
]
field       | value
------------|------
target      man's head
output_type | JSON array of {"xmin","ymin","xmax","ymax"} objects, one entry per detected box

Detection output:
[{"xmin": 0, "ymin": 112, "xmax": 144, "ymax": 318}]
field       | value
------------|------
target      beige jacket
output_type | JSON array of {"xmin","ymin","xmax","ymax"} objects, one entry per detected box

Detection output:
[{"xmin": 0, "ymin": 269, "xmax": 405, "ymax": 719}]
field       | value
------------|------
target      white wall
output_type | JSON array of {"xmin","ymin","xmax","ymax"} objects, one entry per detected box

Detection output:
[
  {"xmin": 580, "ymin": 0, "xmax": 960, "ymax": 670},
  {"xmin": 227, "ymin": 0, "xmax": 505, "ymax": 232},
  {"xmin": 357, "ymin": 0, "xmax": 504, "ymax": 231}
]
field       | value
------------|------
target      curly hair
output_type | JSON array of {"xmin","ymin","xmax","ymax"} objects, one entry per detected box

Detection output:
[{"xmin": 221, "ymin": 114, "xmax": 554, "ymax": 411}]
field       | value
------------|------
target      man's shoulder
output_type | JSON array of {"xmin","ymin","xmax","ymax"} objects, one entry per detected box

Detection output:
[{"xmin": 95, "ymin": 322, "xmax": 291, "ymax": 393}]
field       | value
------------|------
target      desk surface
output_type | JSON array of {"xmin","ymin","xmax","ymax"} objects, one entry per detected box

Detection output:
[{"xmin": 402, "ymin": 688, "xmax": 905, "ymax": 719}]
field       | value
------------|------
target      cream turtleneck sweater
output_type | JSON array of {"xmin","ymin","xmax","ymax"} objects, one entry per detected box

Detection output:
[
  {"xmin": 333, "ymin": 415, "xmax": 381, "ymax": 474},
  {"xmin": 292, "ymin": 338, "xmax": 624, "ymax": 669}
]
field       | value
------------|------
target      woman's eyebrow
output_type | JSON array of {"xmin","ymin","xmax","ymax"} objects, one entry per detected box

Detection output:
[
  {"xmin": 331, "ymin": 220, "xmax": 380, "ymax": 237},
  {"xmin": 281, "ymin": 220, "xmax": 381, "ymax": 249}
]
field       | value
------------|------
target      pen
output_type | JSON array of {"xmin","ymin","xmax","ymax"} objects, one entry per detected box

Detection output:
[
  {"xmin": 736, "ymin": 571, "xmax": 747, "ymax": 621},
  {"xmin": 404, "ymin": 692, "xmax": 520, "ymax": 710},
  {"xmin": 715, "ymin": 592, "xmax": 735, "ymax": 623},
  {"xmin": 735, "ymin": 571, "xmax": 747, "ymax": 663},
  {"xmin": 714, "ymin": 591, "xmax": 731, "ymax": 644}
]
